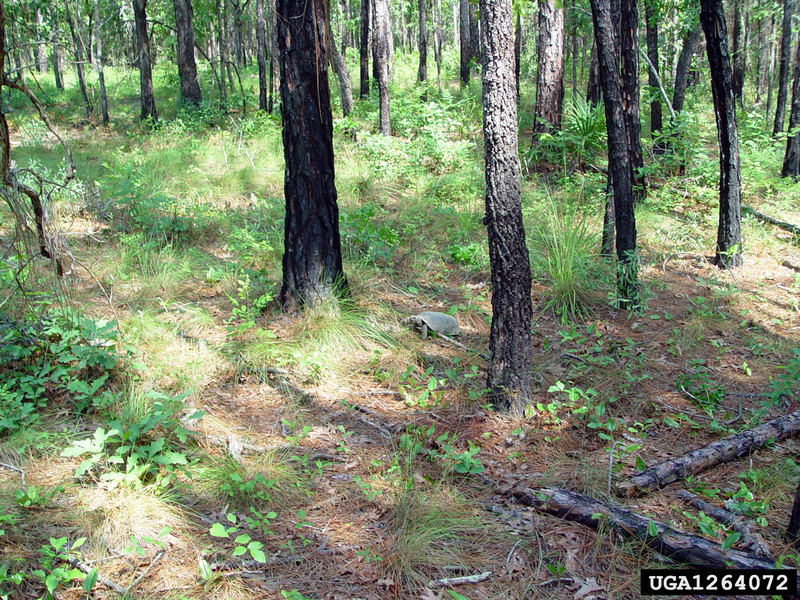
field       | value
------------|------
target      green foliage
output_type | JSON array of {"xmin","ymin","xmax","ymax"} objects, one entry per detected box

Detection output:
[
  {"xmin": 766, "ymin": 348, "xmax": 800, "ymax": 406},
  {"xmin": 209, "ymin": 511, "xmax": 275, "ymax": 564},
  {"xmin": 14, "ymin": 485, "xmax": 63, "ymax": 508},
  {"xmin": 676, "ymin": 361, "xmax": 726, "ymax": 413}
]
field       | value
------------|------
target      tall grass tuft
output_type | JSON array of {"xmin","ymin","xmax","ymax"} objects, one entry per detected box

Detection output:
[{"xmin": 529, "ymin": 198, "xmax": 606, "ymax": 323}]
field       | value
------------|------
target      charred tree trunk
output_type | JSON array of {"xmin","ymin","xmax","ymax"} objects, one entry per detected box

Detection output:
[
  {"xmin": 481, "ymin": 0, "xmax": 532, "ymax": 416},
  {"xmin": 269, "ymin": 0, "xmax": 277, "ymax": 113},
  {"xmin": 587, "ymin": 39, "xmax": 601, "ymax": 105},
  {"xmin": 418, "ymin": 0, "xmax": 427, "ymax": 100},
  {"xmin": 173, "ymin": 0, "xmax": 203, "ymax": 105},
  {"xmin": 591, "ymin": 0, "xmax": 639, "ymax": 304},
  {"xmin": 787, "ymin": 479, "xmax": 800, "ymax": 548},
  {"xmin": 781, "ymin": 34, "xmax": 800, "ymax": 178},
  {"xmin": 731, "ymin": 0, "xmax": 745, "ymax": 106},
  {"xmin": 434, "ymin": 0, "xmax": 442, "ymax": 93},
  {"xmin": 514, "ymin": 14, "xmax": 521, "ymax": 103},
  {"xmin": 64, "ymin": 0, "xmax": 91, "ymax": 119},
  {"xmin": 216, "ymin": 0, "xmax": 227, "ymax": 103},
  {"xmin": 133, "ymin": 0, "xmax": 158, "ymax": 122},
  {"xmin": 701, "ymin": 0, "xmax": 743, "ymax": 268},
  {"xmin": 531, "ymin": 0, "xmax": 564, "ymax": 140},
  {"xmin": 256, "ymin": 0, "xmax": 267, "ymax": 110},
  {"xmin": 672, "ymin": 22, "xmax": 702, "ymax": 114},
  {"xmin": 459, "ymin": 0, "xmax": 470, "ymax": 86},
  {"xmin": 360, "ymin": 0, "xmax": 370, "ymax": 97},
  {"xmin": 277, "ymin": 0, "xmax": 346, "ymax": 309},
  {"xmin": 645, "ymin": 0, "xmax": 663, "ymax": 152},
  {"xmin": 621, "ymin": 0, "xmax": 645, "ymax": 203},
  {"xmin": 373, "ymin": 0, "xmax": 391, "ymax": 134},
  {"xmin": 774, "ymin": 0, "xmax": 792, "ymax": 136},
  {"xmin": 92, "ymin": 0, "xmax": 109, "ymax": 125}
]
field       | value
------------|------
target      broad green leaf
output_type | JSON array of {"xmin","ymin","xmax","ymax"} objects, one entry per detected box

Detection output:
[{"xmin": 209, "ymin": 523, "xmax": 229, "ymax": 538}]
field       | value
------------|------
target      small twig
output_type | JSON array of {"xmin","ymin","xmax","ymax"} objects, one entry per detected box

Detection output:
[
  {"xmin": 534, "ymin": 576, "xmax": 574, "ymax": 587},
  {"xmin": 505, "ymin": 539, "xmax": 521, "ymax": 566},
  {"xmin": 126, "ymin": 550, "xmax": 165, "ymax": 593},
  {"xmin": 0, "ymin": 462, "xmax": 24, "ymax": 484},
  {"xmin": 429, "ymin": 570, "xmax": 492, "ymax": 587},
  {"xmin": 64, "ymin": 556, "xmax": 126, "ymax": 595}
]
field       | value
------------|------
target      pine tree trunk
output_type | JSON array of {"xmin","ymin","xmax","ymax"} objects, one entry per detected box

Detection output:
[
  {"xmin": 756, "ymin": 4, "xmax": 770, "ymax": 105},
  {"xmin": 65, "ymin": 0, "xmax": 91, "ymax": 119},
  {"xmin": 781, "ymin": 34, "xmax": 800, "ymax": 178},
  {"xmin": 672, "ymin": 22, "xmax": 701, "ymax": 114},
  {"xmin": 459, "ymin": 0, "xmax": 469, "ymax": 86},
  {"xmin": 328, "ymin": 27, "xmax": 354, "ymax": 117},
  {"xmin": 92, "ymin": 0, "xmax": 109, "ymax": 125},
  {"xmin": 373, "ymin": 0, "xmax": 391, "ymax": 134},
  {"xmin": 269, "ymin": 0, "xmax": 277, "ymax": 113},
  {"xmin": 434, "ymin": 0, "xmax": 442, "ymax": 93},
  {"xmin": 256, "ymin": 0, "xmax": 267, "ymax": 110},
  {"xmin": 645, "ymin": 0, "xmax": 663, "ymax": 152},
  {"xmin": 587, "ymin": 39, "xmax": 601, "ymax": 105},
  {"xmin": 173, "ymin": 0, "xmax": 202, "ymax": 105},
  {"xmin": 469, "ymin": 1, "xmax": 479, "ymax": 73},
  {"xmin": 133, "ymin": 0, "xmax": 158, "ymax": 122},
  {"xmin": 621, "ymin": 0, "xmax": 645, "ymax": 203},
  {"xmin": 277, "ymin": 0, "xmax": 346, "ymax": 309},
  {"xmin": 701, "ymin": 0, "xmax": 743, "ymax": 268},
  {"xmin": 591, "ymin": 0, "xmax": 639, "ymax": 304},
  {"xmin": 774, "ymin": 0, "xmax": 792, "ymax": 135},
  {"xmin": 36, "ymin": 8, "xmax": 48, "ymax": 73},
  {"xmin": 731, "ymin": 0, "xmax": 745, "ymax": 106},
  {"xmin": 532, "ymin": 0, "xmax": 564, "ymax": 139},
  {"xmin": 480, "ymin": 0, "xmax": 532, "ymax": 416},
  {"xmin": 51, "ymin": 0, "xmax": 64, "ymax": 90},
  {"xmin": 418, "ymin": 0, "xmax": 427, "ymax": 100},
  {"xmin": 216, "ymin": 0, "xmax": 227, "ymax": 103},
  {"xmin": 360, "ymin": 0, "xmax": 370, "ymax": 97}
]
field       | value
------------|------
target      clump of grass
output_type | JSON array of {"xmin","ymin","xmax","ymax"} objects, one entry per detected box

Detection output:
[
  {"xmin": 529, "ymin": 198, "xmax": 606, "ymax": 323},
  {"xmin": 382, "ymin": 485, "xmax": 509, "ymax": 589}
]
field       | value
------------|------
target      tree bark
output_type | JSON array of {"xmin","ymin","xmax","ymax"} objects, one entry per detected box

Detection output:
[
  {"xmin": 621, "ymin": 0, "xmax": 645, "ymax": 203},
  {"xmin": 360, "ymin": 0, "xmax": 370, "ymax": 97},
  {"xmin": 277, "ymin": 0, "xmax": 347, "ymax": 309},
  {"xmin": 782, "ymin": 34, "xmax": 800, "ymax": 178},
  {"xmin": 731, "ymin": 0, "xmax": 745, "ymax": 106},
  {"xmin": 434, "ymin": 0, "xmax": 442, "ymax": 93},
  {"xmin": 328, "ymin": 25, "xmax": 354, "ymax": 117},
  {"xmin": 173, "ymin": 0, "xmax": 203, "ymax": 105},
  {"xmin": 269, "ymin": 0, "xmax": 277, "ymax": 113},
  {"xmin": 418, "ymin": 0, "xmax": 427, "ymax": 100},
  {"xmin": 645, "ymin": 0, "xmax": 663, "ymax": 152},
  {"xmin": 586, "ymin": 39, "xmax": 601, "ymax": 106},
  {"xmin": 459, "ymin": 0, "xmax": 469, "ymax": 86},
  {"xmin": 36, "ymin": 8, "xmax": 48, "ymax": 73},
  {"xmin": 512, "ymin": 487, "xmax": 780, "ymax": 571},
  {"xmin": 64, "ymin": 0, "xmax": 91, "ymax": 119},
  {"xmin": 480, "ymin": 0, "xmax": 532, "ymax": 416},
  {"xmin": 51, "ymin": 0, "xmax": 64, "ymax": 90},
  {"xmin": 133, "ymin": 0, "xmax": 158, "ymax": 122},
  {"xmin": 623, "ymin": 409, "xmax": 800, "ymax": 495},
  {"xmin": 256, "ymin": 0, "xmax": 267, "ymax": 110},
  {"xmin": 216, "ymin": 0, "xmax": 227, "ymax": 103},
  {"xmin": 92, "ymin": 0, "xmax": 109, "ymax": 125},
  {"xmin": 774, "ymin": 0, "xmax": 792, "ymax": 136},
  {"xmin": 469, "ymin": 1, "xmax": 479, "ymax": 73},
  {"xmin": 514, "ymin": 13, "xmax": 520, "ymax": 104},
  {"xmin": 787, "ymin": 480, "xmax": 800, "ymax": 548},
  {"xmin": 701, "ymin": 0, "xmax": 743, "ymax": 268},
  {"xmin": 756, "ymin": 4, "xmax": 770, "ymax": 105},
  {"xmin": 672, "ymin": 22, "xmax": 701, "ymax": 114},
  {"xmin": 373, "ymin": 0, "xmax": 390, "ymax": 134},
  {"xmin": 532, "ymin": 0, "xmax": 564, "ymax": 139},
  {"xmin": 591, "ymin": 0, "xmax": 639, "ymax": 304}
]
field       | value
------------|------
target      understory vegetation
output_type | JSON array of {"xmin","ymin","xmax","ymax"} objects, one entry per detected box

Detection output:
[{"xmin": 2, "ymin": 50, "xmax": 800, "ymax": 600}]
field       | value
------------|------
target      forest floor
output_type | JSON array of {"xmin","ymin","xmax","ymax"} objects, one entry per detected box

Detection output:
[{"xmin": 2, "ymin": 59, "xmax": 800, "ymax": 600}]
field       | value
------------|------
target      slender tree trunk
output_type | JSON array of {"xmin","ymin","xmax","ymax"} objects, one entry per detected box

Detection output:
[
  {"xmin": 340, "ymin": 0, "xmax": 349, "ymax": 55},
  {"xmin": 277, "ymin": 0, "xmax": 346, "ymax": 309},
  {"xmin": 587, "ymin": 39, "xmax": 601, "ymax": 105},
  {"xmin": 434, "ymin": 0, "xmax": 442, "ymax": 93},
  {"xmin": 532, "ymin": 0, "xmax": 564, "ymax": 140},
  {"xmin": 216, "ymin": 0, "xmax": 227, "ymax": 103},
  {"xmin": 51, "ymin": 0, "xmax": 64, "ymax": 90},
  {"xmin": 480, "ymin": 0, "xmax": 532, "ymax": 416},
  {"xmin": 418, "ymin": 0, "xmax": 427, "ymax": 100},
  {"xmin": 701, "ymin": 0, "xmax": 743, "ymax": 268},
  {"xmin": 360, "ymin": 0, "xmax": 370, "ymax": 97},
  {"xmin": 469, "ymin": 1, "xmax": 479, "ymax": 74},
  {"xmin": 591, "ymin": 0, "xmax": 639, "ymax": 304},
  {"xmin": 269, "ymin": 0, "xmax": 277, "ymax": 113},
  {"xmin": 621, "ymin": 0, "xmax": 645, "ymax": 203},
  {"xmin": 673, "ymin": 22, "xmax": 702, "ymax": 114},
  {"xmin": 173, "ymin": 0, "xmax": 203, "ymax": 105},
  {"xmin": 459, "ymin": 0, "xmax": 470, "ymax": 86},
  {"xmin": 256, "ymin": 0, "xmax": 267, "ymax": 110},
  {"xmin": 731, "ymin": 0, "xmax": 745, "ymax": 106},
  {"xmin": 515, "ymin": 14, "xmax": 521, "ymax": 103},
  {"xmin": 756, "ymin": 5, "xmax": 770, "ymax": 105},
  {"xmin": 328, "ymin": 24, "xmax": 354, "ymax": 117},
  {"xmin": 92, "ymin": 0, "xmax": 109, "ymax": 125},
  {"xmin": 133, "ymin": 0, "xmax": 158, "ymax": 122},
  {"xmin": 36, "ymin": 8, "xmax": 48, "ymax": 73},
  {"xmin": 373, "ymin": 0, "xmax": 391, "ymax": 134},
  {"xmin": 781, "ymin": 34, "xmax": 800, "ymax": 177},
  {"xmin": 766, "ymin": 13, "xmax": 775, "ymax": 123},
  {"xmin": 774, "ymin": 0, "xmax": 792, "ymax": 135},
  {"xmin": 645, "ymin": 0, "xmax": 663, "ymax": 152},
  {"xmin": 65, "ymin": 0, "xmax": 91, "ymax": 119}
]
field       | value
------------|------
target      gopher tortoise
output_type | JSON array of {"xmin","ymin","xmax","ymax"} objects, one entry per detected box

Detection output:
[{"xmin": 406, "ymin": 311, "xmax": 461, "ymax": 339}]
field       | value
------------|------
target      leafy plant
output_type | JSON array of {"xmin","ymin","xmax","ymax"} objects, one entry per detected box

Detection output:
[{"xmin": 209, "ymin": 513, "xmax": 269, "ymax": 563}]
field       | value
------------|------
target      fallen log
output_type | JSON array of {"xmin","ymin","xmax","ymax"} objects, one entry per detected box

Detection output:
[
  {"xmin": 512, "ymin": 487, "xmax": 776, "ymax": 570},
  {"xmin": 787, "ymin": 479, "xmax": 800, "ymax": 549},
  {"xmin": 743, "ymin": 206, "xmax": 800, "ymax": 241},
  {"xmin": 621, "ymin": 409, "xmax": 800, "ymax": 495},
  {"xmin": 676, "ymin": 490, "xmax": 771, "ymax": 559}
]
